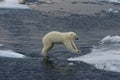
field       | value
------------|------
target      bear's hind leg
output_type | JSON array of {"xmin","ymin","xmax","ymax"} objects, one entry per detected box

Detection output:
[{"xmin": 41, "ymin": 42, "xmax": 53, "ymax": 57}]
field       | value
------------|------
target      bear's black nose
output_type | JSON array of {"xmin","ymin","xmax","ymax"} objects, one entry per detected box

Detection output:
[{"xmin": 75, "ymin": 37, "xmax": 79, "ymax": 40}]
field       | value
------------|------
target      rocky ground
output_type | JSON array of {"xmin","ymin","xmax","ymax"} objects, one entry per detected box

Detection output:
[{"xmin": 26, "ymin": 0, "xmax": 120, "ymax": 15}]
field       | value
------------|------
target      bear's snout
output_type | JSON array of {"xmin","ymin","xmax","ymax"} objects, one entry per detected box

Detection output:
[{"xmin": 75, "ymin": 37, "xmax": 79, "ymax": 40}]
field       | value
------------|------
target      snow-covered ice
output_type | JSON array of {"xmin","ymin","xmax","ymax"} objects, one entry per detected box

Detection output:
[
  {"xmin": 101, "ymin": 35, "xmax": 120, "ymax": 44},
  {"xmin": 68, "ymin": 35, "xmax": 120, "ymax": 72},
  {"xmin": 0, "ymin": 50, "xmax": 26, "ymax": 58},
  {"xmin": 97, "ymin": 0, "xmax": 120, "ymax": 3},
  {"xmin": 0, "ymin": 0, "xmax": 29, "ymax": 9}
]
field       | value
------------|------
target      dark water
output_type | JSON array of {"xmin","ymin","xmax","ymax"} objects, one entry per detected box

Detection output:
[{"xmin": 0, "ymin": 9, "xmax": 120, "ymax": 80}]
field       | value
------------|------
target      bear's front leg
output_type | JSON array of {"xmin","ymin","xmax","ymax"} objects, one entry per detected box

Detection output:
[
  {"xmin": 64, "ymin": 41, "xmax": 79, "ymax": 53},
  {"xmin": 71, "ymin": 41, "xmax": 80, "ymax": 53},
  {"xmin": 75, "ymin": 49, "xmax": 80, "ymax": 53}
]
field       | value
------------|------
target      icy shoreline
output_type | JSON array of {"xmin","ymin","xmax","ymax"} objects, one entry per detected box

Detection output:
[
  {"xmin": 68, "ymin": 35, "xmax": 120, "ymax": 72},
  {"xmin": 0, "ymin": 0, "xmax": 29, "ymax": 9}
]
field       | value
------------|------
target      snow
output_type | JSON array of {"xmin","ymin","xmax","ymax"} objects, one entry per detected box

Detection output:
[
  {"xmin": 0, "ymin": 44, "xmax": 4, "ymax": 46},
  {"xmin": 98, "ymin": 0, "xmax": 120, "ymax": 3},
  {"xmin": 101, "ymin": 35, "xmax": 120, "ymax": 44},
  {"xmin": 109, "ymin": 0, "xmax": 120, "ymax": 3},
  {"xmin": 0, "ymin": 0, "xmax": 29, "ymax": 9},
  {"xmin": 68, "ymin": 35, "xmax": 120, "ymax": 72},
  {"xmin": 0, "ymin": 43, "xmax": 25, "ymax": 58},
  {"xmin": 0, "ymin": 50, "xmax": 26, "ymax": 58}
]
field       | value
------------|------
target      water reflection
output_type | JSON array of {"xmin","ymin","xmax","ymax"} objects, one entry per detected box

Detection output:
[{"xmin": 41, "ymin": 58, "xmax": 55, "ymax": 68}]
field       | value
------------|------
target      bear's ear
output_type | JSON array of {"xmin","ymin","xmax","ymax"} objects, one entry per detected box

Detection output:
[
  {"xmin": 70, "ymin": 33, "xmax": 74, "ymax": 36},
  {"xmin": 70, "ymin": 34, "xmax": 74, "ymax": 37}
]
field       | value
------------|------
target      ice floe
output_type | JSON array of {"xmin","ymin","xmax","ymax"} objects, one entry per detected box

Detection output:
[
  {"xmin": 0, "ymin": 0, "xmax": 29, "ymax": 9},
  {"xmin": 68, "ymin": 35, "xmax": 120, "ymax": 72}
]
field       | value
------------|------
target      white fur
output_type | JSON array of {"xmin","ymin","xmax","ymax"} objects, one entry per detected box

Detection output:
[
  {"xmin": 41, "ymin": 31, "xmax": 80, "ymax": 57},
  {"xmin": 19, "ymin": 0, "xmax": 25, "ymax": 4}
]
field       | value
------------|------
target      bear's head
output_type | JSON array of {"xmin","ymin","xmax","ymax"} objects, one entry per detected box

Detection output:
[{"xmin": 68, "ymin": 32, "xmax": 78, "ymax": 40}]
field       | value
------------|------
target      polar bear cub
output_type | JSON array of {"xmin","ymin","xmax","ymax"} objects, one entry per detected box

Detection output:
[{"xmin": 41, "ymin": 31, "xmax": 80, "ymax": 57}]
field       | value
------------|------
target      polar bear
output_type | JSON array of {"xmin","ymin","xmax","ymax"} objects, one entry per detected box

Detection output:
[
  {"xmin": 41, "ymin": 31, "xmax": 80, "ymax": 57},
  {"xmin": 19, "ymin": 0, "xmax": 25, "ymax": 4}
]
